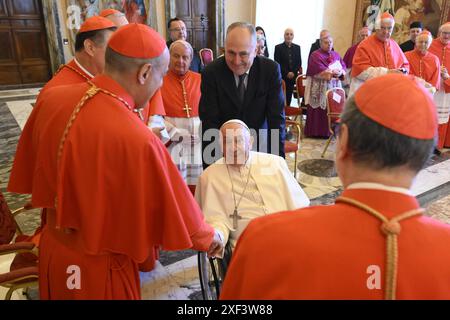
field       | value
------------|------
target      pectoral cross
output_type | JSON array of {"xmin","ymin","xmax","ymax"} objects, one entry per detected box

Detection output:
[
  {"xmin": 183, "ymin": 103, "xmax": 192, "ymax": 118},
  {"xmin": 419, "ymin": 59, "xmax": 423, "ymax": 79},
  {"xmin": 181, "ymin": 80, "xmax": 192, "ymax": 118},
  {"xmin": 133, "ymin": 108, "xmax": 145, "ymax": 122},
  {"xmin": 230, "ymin": 208, "xmax": 243, "ymax": 229},
  {"xmin": 384, "ymin": 42, "xmax": 391, "ymax": 68}
]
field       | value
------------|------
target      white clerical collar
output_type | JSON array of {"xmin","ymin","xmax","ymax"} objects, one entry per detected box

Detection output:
[
  {"xmin": 74, "ymin": 58, "xmax": 94, "ymax": 79},
  {"xmin": 347, "ymin": 182, "xmax": 413, "ymax": 196}
]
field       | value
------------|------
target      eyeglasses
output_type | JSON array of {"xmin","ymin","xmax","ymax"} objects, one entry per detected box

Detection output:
[{"xmin": 170, "ymin": 28, "xmax": 186, "ymax": 32}]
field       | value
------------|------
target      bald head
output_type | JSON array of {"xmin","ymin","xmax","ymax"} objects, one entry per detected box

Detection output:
[
  {"xmin": 284, "ymin": 28, "xmax": 294, "ymax": 45},
  {"xmin": 320, "ymin": 29, "xmax": 330, "ymax": 39},
  {"xmin": 105, "ymin": 46, "xmax": 169, "ymax": 107},
  {"xmin": 225, "ymin": 23, "xmax": 257, "ymax": 76},
  {"xmin": 220, "ymin": 120, "xmax": 253, "ymax": 167}
]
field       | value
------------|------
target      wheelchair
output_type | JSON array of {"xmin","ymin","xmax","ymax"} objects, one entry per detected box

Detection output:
[{"xmin": 197, "ymin": 242, "xmax": 232, "ymax": 300}]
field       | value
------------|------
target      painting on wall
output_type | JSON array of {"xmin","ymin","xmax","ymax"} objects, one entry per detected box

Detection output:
[
  {"xmin": 101, "ymin": 0, "xmax": 124, "ymax": 11},
  {"xmin": 61, "ymin": 0, "xmax": 155, "ymax": 56},
  {"xmin": 122, "ymin": 0, "xmax": 148, "ymax": 24},
  {"xmin": 353, "ymin": 0, "xmax": 450, "ymax": 44}
]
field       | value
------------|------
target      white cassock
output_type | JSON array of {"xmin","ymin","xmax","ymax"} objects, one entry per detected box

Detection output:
[
  {"xmin": 165, "ymin": 116, "xmax": 203, "ymax": 186},
  {"xmin": 147, "ymin": 115, "xmax": 203, "ymax": 186},
  {"xmin": 435, "ymin": 78, "xmax": 450, "ymax": 125},
  {"xmin": 195, "ymin": 152, "xmax": 310, "ymax": 254}
]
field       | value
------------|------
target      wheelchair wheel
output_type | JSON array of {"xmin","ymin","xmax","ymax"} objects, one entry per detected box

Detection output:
[
  {"xmin": 198, "ymin": 252, "xmax": 222, "ymax": 300},
  {"xmin": 197, "ymin": 243, "xmax": 232, "ymax": 300}
]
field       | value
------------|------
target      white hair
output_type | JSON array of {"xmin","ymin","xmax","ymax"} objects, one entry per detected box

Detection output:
[
  {"xmin": 439, "ymin": 23, "xmax": 450, "ymax": 33},
  {"xmin": 375, "ymin": 16, "xmax": 394, "ymax": 30},
  {"xmin": 169, "ymin": 40, "xmax": 194, "ymax": 60},
  {"xmin": 416, "ymin": 33, "xmax": 433, "ymax": 48}
]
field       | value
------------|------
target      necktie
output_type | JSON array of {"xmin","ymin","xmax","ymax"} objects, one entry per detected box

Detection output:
[{"xmin": 238, "ymin": 74, "xmax": 247, "ymax": 105}]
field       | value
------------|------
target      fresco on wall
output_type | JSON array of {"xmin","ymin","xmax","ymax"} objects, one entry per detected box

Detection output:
[
  {"xmin": 123, "ymin": 0, "xmax": 148, "ymax": 24},
  {"xmin": 61, "ymin": 0, "xmax": 153, "ymax": 56},
  {"xmin": 101, "ymin": 0, "xmax": 124, "ymax": 10},
  {"xmin": 354, "ymin": 0, "xmax": 449, "ymax": 44}
]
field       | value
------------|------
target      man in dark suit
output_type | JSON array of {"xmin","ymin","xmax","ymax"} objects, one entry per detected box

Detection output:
[
  {"xmin": 400, "ymin": 21, "xmax": 423, "ymax": 53},
  {"xmin": 199, "ymin": 22, "xmax": 285, "ymax": 167},
  {"xmin": 274, "ymin": 28, "xmax": 302, "ymax": 106},
  {"xmin": 167, "ymin": 17, "xmax": 203, "ymax": 73}
]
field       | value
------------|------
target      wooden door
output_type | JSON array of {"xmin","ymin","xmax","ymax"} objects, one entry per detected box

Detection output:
[
  {"xmin": 174, "ymin": 0, "xmax": 214, "ymax": 51},
  {"xmin": 0, "ymin": 0, "xmax": 51, "ymax": 86}
]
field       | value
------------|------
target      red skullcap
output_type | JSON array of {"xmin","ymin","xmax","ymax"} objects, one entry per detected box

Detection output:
[
  {"xmin": 79, "ymin": 16, "xmax": 116, "ymax": 33},
  {"xmin": 108, "ymin": 23, "xmax": 167, "ymax": 59},
  {"xmin": 354, "ymin": 74, "xmax": 437, "ymax": 140}
]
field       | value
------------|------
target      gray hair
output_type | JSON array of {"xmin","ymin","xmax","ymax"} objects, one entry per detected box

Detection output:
[
  {"xmin": 169, "ymin": 40, "xmax": 194, "ymax": 60},
  {"xmin": 340, "ymin": 96, "xmax": 435, "ymax": 172},
  {"xmin": 319, "ymin": 29, "xmax": 330, "ymax": 39},
  {"xmin": 256, "ymin": 33, "xmax": 266, "ymax": 42},
  {"xmin": 227, "ymin": 22, "xmax": 257, "ymax": 44},
  {"xmin": 320, "ymin": 34, "xmax": 333, "ymax": 45},
  {"xmin": 439, "ymin": 23, "xmax": 450, "ymax": 33}
]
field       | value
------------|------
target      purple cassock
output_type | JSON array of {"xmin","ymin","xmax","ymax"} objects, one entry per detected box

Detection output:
[
  {"xmin": 304, "ymin": 49, "xmax": 346, "ymax": 138},
  {"xmin": 343, "ymin": 43, "xmax": 359, "ymax": 69}
]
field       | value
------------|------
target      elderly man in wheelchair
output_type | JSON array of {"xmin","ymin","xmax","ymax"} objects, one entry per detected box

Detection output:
[{"xmin": 195, "ymin": 119, "xmax": 310, "ymax": 299}]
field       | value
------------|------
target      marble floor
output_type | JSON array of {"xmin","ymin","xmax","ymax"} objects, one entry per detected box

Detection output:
[{"xmin": 0, "ymin": 88, "xmax": 450, "ymax": 300}]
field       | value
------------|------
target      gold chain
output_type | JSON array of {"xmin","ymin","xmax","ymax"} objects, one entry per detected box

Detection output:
[
  {"xmin": 419, "ymin": 57, "xmax": 423, "ymax": 79},
  {"xmin": 225, "ymin": 159, "xmax": 253, "ymax": 229},
  {"xmin": 181, "ymin": 79, "xmax": 192, "ymax": 118},
  {"xmin": 55, "ymin": 82, "xmax": 141, "ymax": 208},
  {"xmin": 56, "ymin": 64, "xmax": 91, "ymax": 82},
  {"xmin": 57, "ymin": 82, "xmax": 137, "ymax": 166}
]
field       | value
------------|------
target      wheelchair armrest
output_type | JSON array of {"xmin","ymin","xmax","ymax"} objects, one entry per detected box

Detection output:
[
  {"xmin": 0, "ymin": 266, "xmax": 38, "ymax": 285},
  {"xmin": 0, "ymin": 242, "xmax": 36, "ymax": 256}
]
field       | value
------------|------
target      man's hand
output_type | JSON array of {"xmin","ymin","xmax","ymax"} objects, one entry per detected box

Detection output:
[
  {"xmin": 388, "ymin": 69, "xmax": 404, "ymax": 75},
  {"xmin": 207, "ymin": 230, "xmax": 224, "ymax": 258},
  {"xmin": 441, "ymin": 66, "xmax": 449, "ymax": 80},
  {"xmin": 332, "ymin": 69, "xmax": 343, "ymax": 78},
  {"xmin": 287, "ymin": 72, "xmax": 295, "ymax": 80},
  {"xmin": 151, "ymin": 127, "xmax": 164, "ymax": 139},
  {"xmin": 321, "ymin": 70, "xmax": 333, "ymax": 81}
]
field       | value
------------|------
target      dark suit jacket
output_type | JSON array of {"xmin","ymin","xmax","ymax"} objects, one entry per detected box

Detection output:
[
  {"xmin": 199, "ymin": 56, "xmax": 286, "ymax": 165},
  {"xmin": 308, "ymin": 39, "xmax": 321, "ymax": 60},
  {"xmin": 274, "ymin": 42, "xmax": 302, "ymax": 81},
  {"xmin": 167, "ymin": 40, "xmax": 203, "ymax": 73},
  {"xmin": 400, "ymin": 40, "xmax": 415, "ymax": 53}
]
